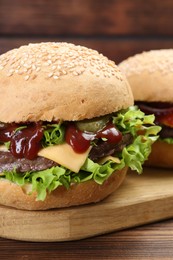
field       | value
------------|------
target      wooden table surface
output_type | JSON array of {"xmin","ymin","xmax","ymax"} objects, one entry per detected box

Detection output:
[{"xmin": 0, "ymin": 219, "xmax": 173, "ymax": 260}]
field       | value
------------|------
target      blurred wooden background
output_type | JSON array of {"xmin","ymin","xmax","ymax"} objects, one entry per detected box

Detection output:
[{"xmin": 0, "ymin": 0, "xmax": 173, "ymax": 63}]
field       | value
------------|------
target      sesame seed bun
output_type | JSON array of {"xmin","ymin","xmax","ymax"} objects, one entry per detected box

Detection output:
[
  {"xmin": 0, "ymin": 42, "xmax": 133, "ymax": 123},
  {"xmin": 119, "ymin": 49, "xmax": 173, "ymax": 168},
  {"xmin": 0, "ymin": 167, "xmax": 127, "ymax": 210},
  {"xmin": 119, "ymin": 49, "xmax": 173, "ymax": 102}
]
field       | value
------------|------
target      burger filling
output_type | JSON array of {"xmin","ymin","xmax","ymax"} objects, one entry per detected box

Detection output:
[
  {"xmin": 136, "ymin": 102, "xmax": 173, "ymax": 144},
  {"xmin": 0, "ymin": 106, "xmax": 160, "ymax": 201}
]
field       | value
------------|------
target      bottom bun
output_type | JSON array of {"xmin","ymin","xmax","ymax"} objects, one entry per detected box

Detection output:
[
  {"xmin": 0, "ymin": 167, "xmax": 127, "ymax": 210},
  {"xmin": 145, "ymin": 140, "xmax": 173, "ymax": 168}
]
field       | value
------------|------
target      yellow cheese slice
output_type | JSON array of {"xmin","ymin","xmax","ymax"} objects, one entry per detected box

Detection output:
[
  {"xmin": 0, "ymin": 144, "xmax": 90, "ymax": 173},
  {"xmin": 38, "ymin": 143, "xmax": 91, "ymax": 173},
  {"xmin": 98, "ymin": 155, "xmax": 120, "ymax": 165}
]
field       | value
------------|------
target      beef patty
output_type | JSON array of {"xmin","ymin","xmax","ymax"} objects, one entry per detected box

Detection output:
[{"xmin": 0, "ymin": 133, "xmax": 133, "ymax": 173}]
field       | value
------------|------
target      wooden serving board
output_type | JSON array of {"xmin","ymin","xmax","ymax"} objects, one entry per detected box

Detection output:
[{"xmin": 1, "ymin": 167, "xmax": 173, "ymax": 242}]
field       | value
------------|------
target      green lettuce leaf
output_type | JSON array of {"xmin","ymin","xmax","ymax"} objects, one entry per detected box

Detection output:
[
  {"xmin": 160, "ymin": 137, "xmax": 173, "ymax": 144},
  {"xmin": 113, "ymin": 106, "xmax": 161, "ymax": 137},
  {"xmin": 42, "ymin": 123, "xmax": 65, "ymax": 147},
  {"xmin": 0, "ymin": 106, "xmax": 161, "ymax": 201}
]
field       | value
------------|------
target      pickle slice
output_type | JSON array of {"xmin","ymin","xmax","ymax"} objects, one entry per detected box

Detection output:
[{"xmin": 76, "ymin": 116, "xmax": 110, "ymax": 133}]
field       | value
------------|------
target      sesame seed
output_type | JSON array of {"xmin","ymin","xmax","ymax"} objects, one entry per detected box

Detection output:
[
  {"xmin": 53, "ymin": 75, "xmax": 59, "ymax": 79},
  {"xmin": 27, "ymin": 69, "xmax": 32, "ymax": 75},
  {"xmin": 36, "ymin": 67, "xmax": 40, "ymax": 72},
  {"xmin": 48, "ymin": 72, "xmax": 53, "ymax": 78},
  {"xmin": 62, "ymin": 70, "xmax": 67, "ymax": 75},
  {"xmin": 7, "ymin": 72, "xmax": 13, "ymax": 77},
  {"xmin": 24, "ymin": 75, "xmax": 30, "ymax": 81},
  {"xmin": 32, "ymin": 64, "xmax": 36, "ymax": 70},
  {"xmin": 47, "ymin": 60, "xmax": 52, "ymax": 65},
  {"xmin": 73, "ymin": 71, "xmax": 79, "ymax": 76},
  {"xmin": 51, "ymin": 65, "xmax": 57, "ymax": 70}
]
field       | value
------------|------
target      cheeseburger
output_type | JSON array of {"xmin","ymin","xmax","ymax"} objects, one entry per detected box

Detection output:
[
  {"xmin": 0, "ymin": 42, "xmax": 159, "ymax": 210},
  {"xmin": 119, "ymin": 49, "xmax": 173, "ymax": 168}
]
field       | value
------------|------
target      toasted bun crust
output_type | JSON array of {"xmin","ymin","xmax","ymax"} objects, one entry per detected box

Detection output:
[
  {"xmin": 145, "ymin": 140, "xmax": 173, "ymax": 168},
  {"xmin": 0, "ymin": 167, "xmax": 127, "ymax": 210},
  {"xmin": 119, "ymin": 49, "xmax": 173, "ymax": 102},
  {"xmin": 0, "ymin": 42, "xmax": 133, "ymax": 123}
]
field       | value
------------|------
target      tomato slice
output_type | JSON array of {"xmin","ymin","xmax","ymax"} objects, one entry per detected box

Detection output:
[{"xmin": 156, "ymin": 112, "xmax": 173, "ymax": 127}]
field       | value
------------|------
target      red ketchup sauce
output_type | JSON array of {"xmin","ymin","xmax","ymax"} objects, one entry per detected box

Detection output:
[
  {"xmin": 0, "ymin": 121, "xmax": 122, "ymax": 159},
  {"xmin": 0, "ymin": 123, "xmax": 43, "ymax": 160},
  {"xmin": 65, "ymin": 122, "xmax": 122, "ymax": 153}
]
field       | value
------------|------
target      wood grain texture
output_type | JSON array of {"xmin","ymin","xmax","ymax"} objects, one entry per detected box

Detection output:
[
  {"xmin": 0, "ymin": 38, "xmax": 173, "ymax": 63},
  {"xmin": 0, "ymin": 0, "xmax": 173, "ymax": 36},
  {"xmin": 1, "ymin": 168, "xmax": 173, "ymax": 242},
  {"xmin": 1, "ymin": 220, "xmax": 173, "ymax": 260}
]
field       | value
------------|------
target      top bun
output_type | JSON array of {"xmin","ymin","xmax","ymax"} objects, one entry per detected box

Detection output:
[
  {"xmin": 0, "ymin": 42, "xmax": 133, "ymax": 123},
  {"xmin": 119, "ymin": 49, "xmax": 173, "ymax": 102}
]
